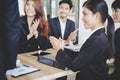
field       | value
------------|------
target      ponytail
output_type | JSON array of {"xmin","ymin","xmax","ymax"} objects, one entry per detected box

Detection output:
[{"xmin": 107, "ymin": 15, "xmax": 115, "ymax": 56}]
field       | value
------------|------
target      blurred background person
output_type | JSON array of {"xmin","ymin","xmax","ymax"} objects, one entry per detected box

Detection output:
[
  {"xmin": 19, "ymin": 0, "xmax": 51, "ymax": 53},
  {"xmin": 110, "ymin": 0, "xmax": 120, "ymax": 80},
  {"xmin": 49, "ymin": 0, "xmax": 77, "ymax": 45}
]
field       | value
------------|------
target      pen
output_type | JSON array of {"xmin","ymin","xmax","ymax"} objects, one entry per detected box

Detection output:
[{"xmin": 23, "ymin": 64, "xmax": 30, "ymax": 67}]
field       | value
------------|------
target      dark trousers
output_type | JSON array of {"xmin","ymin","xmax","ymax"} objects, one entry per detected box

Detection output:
[{"xmin": 0, "ymin": 49, "xmax": 7, "ymax": 80}]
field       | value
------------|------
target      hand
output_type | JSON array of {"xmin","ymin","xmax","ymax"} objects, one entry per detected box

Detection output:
[
  {"xmin": 49, "ymin": 36, "xmax": 64, "ymax": 51},
  {"xmin": 6, "ymin": 75, "xmax": 12, "ymax": 80},
  {"xmin": 32, "ymin": 19, "xmax": 39, "ymax": 35},
  {"xmin": 65, "ymin": 29, "xmax": 79, "ymax": 45},
  {"xmin": 27, "ymin": 24, "xmax": 34, "ymax": 40},
  {"xmin": 27, "ymin": 19, "xmax": 40, "ymax": 39}
]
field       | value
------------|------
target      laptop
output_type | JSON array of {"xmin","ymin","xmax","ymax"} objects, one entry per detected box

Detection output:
[{"xmin": 33, "ymin": 52, "xmax": 68, "ymax": 70}]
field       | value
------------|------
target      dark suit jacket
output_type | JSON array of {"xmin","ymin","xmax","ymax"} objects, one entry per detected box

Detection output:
[
  {"xmin": 49, "ymin": 17, "xmax": 75, "ymax": 40},
  {"xmin": 19, "ymin": 16, "xmax": 51, "ymax": 53},
  {"xmin": 0, "ymin": 1, "xmax": 6, "ymax": 79},
  {"xmin": 56, "ymin": 28, "xmax": 111, "ymax": 80},
  {"xmin": 114, "ymin": 28, "xmax": 120, "ymax": 75},
  {"xmin": 0, "ymin": 0, "xmax": 20, "ymax": 79}
]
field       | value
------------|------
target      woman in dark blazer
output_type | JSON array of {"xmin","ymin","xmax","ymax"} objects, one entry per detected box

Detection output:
[
  {"xmin": 19, "ymin": 0, "xmax": 51, "ymax": 53},
  {"xmin": 49, "ymin": 0, "xmax": 114, "ymax": 80}
]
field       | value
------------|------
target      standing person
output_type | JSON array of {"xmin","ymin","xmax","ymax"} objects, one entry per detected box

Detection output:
[
  {"xmin": 19, "ymin": 0, "xmax": 51, "ymax": 53},
  {"xmin": 49, "ymin": 0, "xmax": 77, "ymax": 45},
  {"xmin": 110, "ymin": 0, "xmax": 120, "ymax": 80},
  {"xmin": 0, "ymin": 0, "xmax": 21, "ymax": 80},
  {"xmin": 0, "ymin": 0, "xmax": 5, "ymax": 79},
  {"xmin": 49, "ymin": 0, "xmax": 114, "ymax": 80}
]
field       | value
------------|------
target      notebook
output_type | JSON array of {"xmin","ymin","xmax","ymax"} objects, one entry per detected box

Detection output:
[{"xmin": 11, "ymin": 64, "xmax": 40, "ymax": 77}]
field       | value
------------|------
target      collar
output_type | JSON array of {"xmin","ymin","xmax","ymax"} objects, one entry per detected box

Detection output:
[
  {"xmin": 58, "ymin": 17, "xmax": 67, "ymax": 23},
  {"xmin": 89, "ymin": 26, "xmax": 104, "ymax": 36}
]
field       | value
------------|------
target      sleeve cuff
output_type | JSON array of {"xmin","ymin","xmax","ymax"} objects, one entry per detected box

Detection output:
[{"xmin": 6, "ymin": 69, "xmax": 13, "ymax": 75}]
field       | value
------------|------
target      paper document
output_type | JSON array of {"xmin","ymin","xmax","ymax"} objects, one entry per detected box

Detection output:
[
  {"xmin": 64, "ymin": 44, "xmax": 81, "ymax": 52},
  {"xmin": 11, "ymin": 64, "xmax": 39, "ymax": 77}
]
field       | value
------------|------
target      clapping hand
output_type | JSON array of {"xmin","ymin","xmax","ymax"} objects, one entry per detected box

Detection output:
[
  {"xmin": 27, "ymin": 19, "xmax": 40, "ymax": 40},
  {"xmin": 49, "ymin": 36, "xmax": 64, "ymax": 51},
  {"xmin": 32, "ymin": 19, "xmax": 40, "ymax": 35},
  {"xmin": 65, "ymin": 28, "xmax": 79, "ymax": 45}
]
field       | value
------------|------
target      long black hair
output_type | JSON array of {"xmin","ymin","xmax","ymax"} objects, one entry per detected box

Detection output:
[{"xmin": 83, "ymin": 0, "xmax": 115, "ymax": 57}]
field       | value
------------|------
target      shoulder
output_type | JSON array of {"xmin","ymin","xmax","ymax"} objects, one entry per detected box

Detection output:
[
  {"xmin": 115, "ymin": 28, "xmax": 120, "ymax": 34},
  {"xmin": 81, "ymin": 34, "xmax": 107, "ymax": 53},
  {"xmin": 89, "ymin": 32, "xmax": 108, "ymax": 46},
  {"xmin": 50, "ymin": 17, "xmax": 58, "ymax": 21},
  {"xmin": 67, "ymin": 19, "xmax": 75, "ymax": 26},
  {"xmin": 67, "ymin": 19, "xmax": 74, "ymax": 23},
  {"xmin": 49, "ymin": 17, "xmax": 59, "ymax": 24},
  {"xmin": 49, "ymin": 17, "xmax": 59, "ymax": 25}
]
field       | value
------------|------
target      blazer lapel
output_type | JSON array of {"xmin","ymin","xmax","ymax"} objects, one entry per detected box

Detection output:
[
  {"xmin": 56, "ymin": 18, "xmax": 62, "ymax": 38},
  {"xmin": 21, "ymin": 16, "xmax": 29, "ymax": 36}
]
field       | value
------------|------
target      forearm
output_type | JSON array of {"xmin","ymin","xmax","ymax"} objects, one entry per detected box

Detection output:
[
  {"xmin": 38, "ymin": 35, "xmax": 52, "ymax": 50},
  {"xmin": 56, "ymin": 49, "xmax": 75, "ymax": 69},
  {"xmin": 27, "ymin": 33, "xmax": 34, "ymax": 40},
  {"xmin": 6, "ymin": 69, "xmax": 13, "ymax": 80}
]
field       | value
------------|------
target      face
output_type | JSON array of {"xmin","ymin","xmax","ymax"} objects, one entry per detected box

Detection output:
[
  {"xmin": 25, "ymin": 0, "xmax": 36, "ymax": 17},
  {"xmin": 59, "ymin": 3, "xmax": 70, "ymax": 18},
  {"xmin": 112, "ymin": 8, "xmax": 120, "ymax": 23},
  {"xmin": 82, "ymin": 7, "xmax": 97, "ymax": 30}
]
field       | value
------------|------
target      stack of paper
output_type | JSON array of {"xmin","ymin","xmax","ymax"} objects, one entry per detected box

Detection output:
[{"xmin": 11, "ymin": 64, "xmax": 39, "ymax": 77}]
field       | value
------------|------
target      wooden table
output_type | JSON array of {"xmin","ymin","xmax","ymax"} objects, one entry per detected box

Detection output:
[{"xmin": 12, "ymin": 48, "xmax": 75, "ymax": 80}]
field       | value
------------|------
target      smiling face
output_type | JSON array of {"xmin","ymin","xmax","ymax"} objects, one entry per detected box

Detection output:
[
  {"xmin": 112, "ymin": 8, "xmax": 120, "ymax": 23},
  {"xmin": 82, "ymin": 7, "xmax": 97, "ymax": 30},
  {"xmin": 25, "ymin": 0, "xmax": 36, "ymax": 17},
  {"xmin": 59, "ymin": 3, "xmax": 70, "ymax": 18}
]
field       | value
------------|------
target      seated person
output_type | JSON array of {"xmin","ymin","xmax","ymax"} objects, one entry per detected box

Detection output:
[
  {"xmin": 49, "ymin": 0, "xmax": 114, "ymax": 80},
  {"xmin": 19, "ymin": 0, "xmax": 51, "ymax": 53},
  {"xmin": 110, "ymin": 0, "xmax": 120, "ymax": 80},
  {"xmin": 49, "ymin": 0, "xmax": 78, "ymax": 45}
]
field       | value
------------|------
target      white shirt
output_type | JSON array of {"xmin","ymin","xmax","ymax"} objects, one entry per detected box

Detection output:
[{"xmin": 59, "ymin": 18, "xmax": 67, "ymax": 39}]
